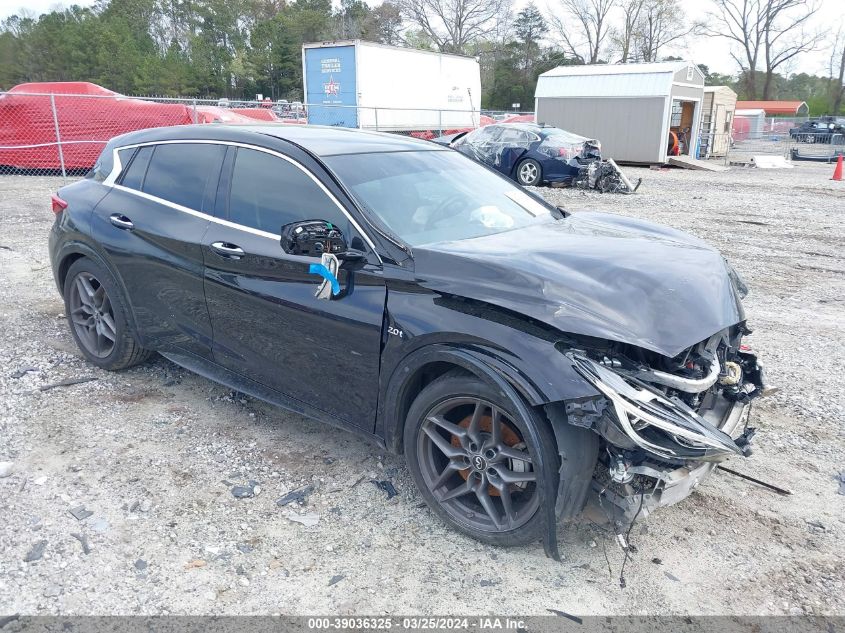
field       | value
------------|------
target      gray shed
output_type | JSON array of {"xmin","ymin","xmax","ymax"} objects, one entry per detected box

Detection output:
[{"xmin": 535, "ymin": 61, "xmax": 706, "ymax": 164}]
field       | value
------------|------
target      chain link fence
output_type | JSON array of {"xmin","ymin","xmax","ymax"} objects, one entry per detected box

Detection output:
[
  {"xmin": 697, "ymin": 132, "xmax": 734, "ymax": 164},
  {"xmin": 0, "ymin": 91, "xmax": 203, "ymax": 177},
  {"xmin": 3, "ymin": 89, "xmax": 840, "ymax": 179},
  {"xmin": 678, "ymin": 114, "xmax": 842, "ymax": 166},
  {"xmin": 712, "ymin": 115, "xmax": 844, "ymax": 166},
  {"xmin": 0, "ymin": 90, "xmax": 537, "ymax": 180},
  {"xmin": 786, "ymin": 130, "xmax": 845, "ymax": 164}
]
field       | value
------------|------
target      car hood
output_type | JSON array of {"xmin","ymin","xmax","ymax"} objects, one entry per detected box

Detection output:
[{"xmin": 412, "ymin": 212, "xmax": 746, "ymax": 357}]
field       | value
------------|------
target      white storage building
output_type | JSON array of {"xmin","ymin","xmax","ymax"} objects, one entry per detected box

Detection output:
[{"xmin": 534, "ymin": 61, "xmax": 706, "ymax": 164}]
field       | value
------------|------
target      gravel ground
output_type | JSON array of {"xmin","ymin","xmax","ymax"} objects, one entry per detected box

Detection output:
[{"xmin": 1, "ymin": 164, "xmax": 844, "ymax": 617}]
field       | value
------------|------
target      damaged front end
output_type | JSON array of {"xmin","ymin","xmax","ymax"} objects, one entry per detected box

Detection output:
[{"xmin": 560, "ymin": 326, "xmax": 767, "ymax": 522}]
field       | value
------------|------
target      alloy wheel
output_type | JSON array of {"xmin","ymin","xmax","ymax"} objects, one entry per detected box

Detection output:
[
  {"xmin": 519, "ymin": 162, "xmax": 538, "ymax": 184},
  {"xmin": 416, "ymin": 397, "xmax": 539, "ymax": 532},
  {"xmin": 68, "ymin": 272, "xmax": 117, "ymax": 358}
]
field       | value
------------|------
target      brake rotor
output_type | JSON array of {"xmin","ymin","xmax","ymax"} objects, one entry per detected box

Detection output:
[{"xmin": 451, "ymin": 413, "xmax": 523, "ymax": 496}]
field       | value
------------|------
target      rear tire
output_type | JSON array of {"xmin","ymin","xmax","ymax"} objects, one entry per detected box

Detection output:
[
  {"xmin": 63, "ymin": 257, "xmax": 152, "ymax": 371},
  {"xmin": 404, "ymin": 372, "xmax": 558, "ymax": 547},
  {"xmin": 516, "ymin": 159, "xmax": 542, "ymax": 186}
]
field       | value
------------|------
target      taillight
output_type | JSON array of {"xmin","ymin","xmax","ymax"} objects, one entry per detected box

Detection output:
[{"xmin": 51, "ymin": 194, "xmax": 67, "ymax": 215}]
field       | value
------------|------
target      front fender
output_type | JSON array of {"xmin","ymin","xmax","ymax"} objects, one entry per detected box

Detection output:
[
  {"xmin": 376, "ymin": 285, "xmax": 601, "ymax": 449},
  {"xmin": 379, "ymin": 343, "xmax": 540, "ymax": 453}
]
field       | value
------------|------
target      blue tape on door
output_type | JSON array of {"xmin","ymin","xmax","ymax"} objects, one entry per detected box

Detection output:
[{"xmin": 308, "ymin": 263, "xmax": 341, "ymax": 295}]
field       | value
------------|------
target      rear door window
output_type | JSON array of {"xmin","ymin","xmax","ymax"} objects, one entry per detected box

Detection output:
[
  {"xmin": 467, "ymin": 126, "xmax": 502, "ymax": 145},
  {"xmin": 142, "ymin": 143, "xmax": 226, "ymax": 212},
  {"xmin": 227, "ymin": 147, "xmax": 353, "ymax": 238},
  {"xmin": 497, "ymin": 128, "xmax": 535, "ymax": 146}
]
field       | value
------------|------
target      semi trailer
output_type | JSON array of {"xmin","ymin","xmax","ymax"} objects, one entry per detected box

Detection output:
[{"xmin": 302, "ymin": 40, "xmax": 481, "ymax": 132}]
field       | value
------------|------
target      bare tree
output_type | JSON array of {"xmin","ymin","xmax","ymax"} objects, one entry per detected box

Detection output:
[
  {"xmin": 370, "ymin": 1, "xmax": 405, "ymax": 46},
  {"xmin": 706, "ymin": 0, "xmax": 763, "ymax": 97},
  {"xmin": 485, "ymin": 0, "xmax": 515, "ymax": 51},
  {"xmin": 830, "ymin": 22, "xmax": 845, "ymax": 113},
  {"xmin": 760, "ymin": 0, "xmax": 825, "ymax": 99},
  {"xmin": 550, "ymin": 0, "xmax": 616, "ymax": 64},
  {"xmin": 396, "ymin": 0, "xmax": 512, "ymax": 54},
  {"xmin": 707, "ymin": 0, "xmax": 824, "ymax": 99},
  {"xmin": 633, "ymin": 0, "xmax": 701, "ymax": 63},
  {"xmin": 611, "ymin": 0, "xmax": 644, "ymax": 63}
]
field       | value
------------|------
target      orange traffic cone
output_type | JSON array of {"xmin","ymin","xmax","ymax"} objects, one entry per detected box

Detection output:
[{"xmin": 832, "ymin": 154, "xmax": 843, "ymax": 181}]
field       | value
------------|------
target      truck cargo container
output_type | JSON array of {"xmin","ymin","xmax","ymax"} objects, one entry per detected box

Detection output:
[{"xmin": 302, "ymin": 40, "xmax": 481, "ymax": 131}]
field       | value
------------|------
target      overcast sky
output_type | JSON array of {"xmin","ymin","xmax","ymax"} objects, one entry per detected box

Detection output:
[{"xmin": 2, "ymin": 0, "xmax": 841, "ymax": 77}]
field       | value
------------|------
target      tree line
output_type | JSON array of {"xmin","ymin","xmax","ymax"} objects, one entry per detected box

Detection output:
[{"xmin": 0, "ymin": 0, "xmax": 842, "ymax": 113}]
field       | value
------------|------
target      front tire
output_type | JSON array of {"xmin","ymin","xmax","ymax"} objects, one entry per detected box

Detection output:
[
  {"xmin": 516, "ymin": 159, "xmax": 542, "ymax": 186},
  {"xmin": 63, "ymin": 257, "xmax": 152, "ymax": 370},
  {"xmin": 404, "ymin": 372, "xmax": 558, "ymax": 547}
]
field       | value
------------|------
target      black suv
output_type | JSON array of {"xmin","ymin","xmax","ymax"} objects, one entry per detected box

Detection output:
[
  {"xmin": 49, "ymin": 124, "xmax": 764, "ymax": 557},
  {"xmin": 789, "ymin": 117, "xmax": 845, "ymax": 143}
]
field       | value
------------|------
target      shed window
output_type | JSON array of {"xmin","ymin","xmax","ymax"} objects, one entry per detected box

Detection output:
[{"xmin": 671, "ymin": 102, "xmax": 683, "ymax": 127}]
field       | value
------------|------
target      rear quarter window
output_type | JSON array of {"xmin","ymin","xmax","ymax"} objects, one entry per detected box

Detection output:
[{"xmin": 119, "ymin": 146, "xmax": 153, "ymax": 191}]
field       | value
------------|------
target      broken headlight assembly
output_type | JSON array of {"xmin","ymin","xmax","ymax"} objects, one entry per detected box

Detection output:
[{"xmin": 568, "ymin": 353, "xmax": 746, "ymax": 462}]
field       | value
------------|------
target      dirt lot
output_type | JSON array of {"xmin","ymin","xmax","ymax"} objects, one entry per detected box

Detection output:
[{"xmin": 1, "ymin": 163, "xmax": 844, "ymax": 617}]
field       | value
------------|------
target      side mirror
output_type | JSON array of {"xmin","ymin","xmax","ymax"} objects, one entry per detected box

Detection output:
[{"xmin": 280, "ymin": 220, "xmax": 347, "ymax": 257}]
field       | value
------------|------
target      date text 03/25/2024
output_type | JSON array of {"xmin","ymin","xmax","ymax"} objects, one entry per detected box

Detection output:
[{"xmin": 306, "ymin": 617, "xmax": 527, "ymax": 630}]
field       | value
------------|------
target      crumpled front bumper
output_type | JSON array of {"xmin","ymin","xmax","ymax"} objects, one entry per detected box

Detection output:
[
  {"xmin": 568, "ymin": 351, "xmax": 766, "ymax": 523},
  {"xmin": 593, "ymin": 396, "xmax": 752, "ymax": 522}
]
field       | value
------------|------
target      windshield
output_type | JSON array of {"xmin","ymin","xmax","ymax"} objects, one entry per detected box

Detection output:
[{"xmin": 325, "ymin": 150, "xmax": 551, "ymax": 247}]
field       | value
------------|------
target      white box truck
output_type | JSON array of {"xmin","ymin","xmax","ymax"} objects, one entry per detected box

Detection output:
[{"xmin": 302, "ymin": 40, "xmax": 481, "ymax": 131}]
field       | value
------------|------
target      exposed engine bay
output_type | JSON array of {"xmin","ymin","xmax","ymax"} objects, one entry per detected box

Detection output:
[
  {"xmin": 560, "ymin": 324, "xmax": 767, "ymax": 522},
  {"xmin": 571, "ymin": 157, "xmax": 642, "ymax": 194}
]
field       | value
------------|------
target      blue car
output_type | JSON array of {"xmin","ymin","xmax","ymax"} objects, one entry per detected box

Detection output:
[{"xmin": 435, "ymin": 123, "xmax": 602, "ymax": 187}]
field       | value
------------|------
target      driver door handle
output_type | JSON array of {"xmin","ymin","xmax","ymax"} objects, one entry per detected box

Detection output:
[
  {"xmin": 109, "ymin": 214, "xmax": 134, "ymax": 230},
  {"xmin": 211, "ymin": 241, "xmax": 245, "ymax": 260}
]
